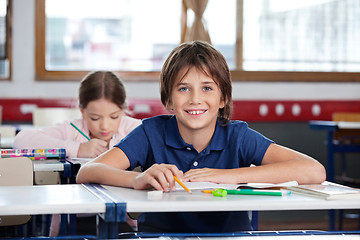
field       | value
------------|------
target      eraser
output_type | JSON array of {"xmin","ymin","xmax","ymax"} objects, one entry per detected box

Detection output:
[
  {"xmin": 213, "ymin": 189, "xmax": 227, "ymax": 197},
  {"xmin": 147, "ymin": 190, "xmax": 163, "ymax": 200}
]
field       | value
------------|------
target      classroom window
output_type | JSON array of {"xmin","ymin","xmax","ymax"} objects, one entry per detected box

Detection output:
[
  {"xmin": 36, "ymin": 0, "xmax": 360, "ymax": 82},
  {"xmin": 37, "ymin": 0, "xmax": 235, "ymax": 79},
  {"xmin": 44, "ymin": 0, "xmax": 182, "ymax": 72},
  {"xmin": 0, "ymin": 0, "xmax": 10, "ymax": 80},
  {"xmin": 243, "ymin": 0, "xmax": 360, "ymax": 72}
]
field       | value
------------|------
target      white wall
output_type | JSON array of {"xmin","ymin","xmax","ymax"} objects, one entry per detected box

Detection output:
[{"xmin": 1, "ymin": 0, "xmax": 360, "ymax": 100}]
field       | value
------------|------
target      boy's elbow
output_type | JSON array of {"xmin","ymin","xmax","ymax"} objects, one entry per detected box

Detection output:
[
  {"xmin": 311, "ymin": 161, "xmax": 327, "ymax": 184},
  {"xmin": 318, "ymin": 164, "xmax": 327, "ymax": 183},
  {"xmin": 76, "ymin": 166, "xmax": 90, "ymax": 184},
  {"xmin": 76, "ymin": 171, "xmax": 85, "ymax": 184}
]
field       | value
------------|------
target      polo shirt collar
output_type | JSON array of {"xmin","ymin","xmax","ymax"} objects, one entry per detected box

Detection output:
[{"xmin": 165, "ymin": 116, "xmax": 227, "ymax": 151}]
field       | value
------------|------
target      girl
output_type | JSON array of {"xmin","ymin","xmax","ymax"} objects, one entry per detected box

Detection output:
[
  {"xmin": 14, "ymin": 71, "xmax": 141, "ymax": 235},
  {"xmin": 76, "ymin": 41, "xmax": 326, "ymax": 233},
  {"xmin": 14, "ymin": 71, "xmax": 141, "ymax": 159}
]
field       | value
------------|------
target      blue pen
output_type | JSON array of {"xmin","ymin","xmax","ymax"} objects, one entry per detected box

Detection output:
[{"xmin": 70, "ymin": 122, "xmax": 90, "ymax": 140}]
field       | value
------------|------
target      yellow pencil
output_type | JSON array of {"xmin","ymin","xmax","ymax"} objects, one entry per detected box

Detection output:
[
  {"xmin": 174, "ymin": 176, "xmax": 192, "ymax": 194},
  {"xmin": 202, "ymin": 190, "xmax": 213, "ymax": 194}
]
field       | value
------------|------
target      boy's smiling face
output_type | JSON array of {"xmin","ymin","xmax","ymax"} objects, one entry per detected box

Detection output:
[{"xmin": 169, "ymin": 67, "xmax": 225, "ymax": 139}]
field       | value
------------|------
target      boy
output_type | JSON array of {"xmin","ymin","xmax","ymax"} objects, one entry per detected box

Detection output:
[{"xmin": 77, "ymin": 41, "xmax": 326, "ymax": 232}]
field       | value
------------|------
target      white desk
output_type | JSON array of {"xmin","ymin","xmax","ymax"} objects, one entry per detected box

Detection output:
[
  {"xmin": 99, "ymin": 185, "xmax": 360, "ymax": 238},
  {"xmin": 101, "ymin": 185, "xmax": 360, "ymax": 213},
  {"xmin": 337, "ymin": 121, "xmax": 360, "ymax": 129},
  {"xmin": 0, "ymin": 185, "xmax": 104, "ymax": 216},
  {"xmin": 95, "ymin": 184, "xmax": 360, "ymax": 238},
  {"xmin": 0, "ymin": 137, "xmax": 14, "ymax": 148},
  {"xmin": 0, "ymin": 184, "xmax": 123, "ymax": 239},
  {"xmin": 33, "ymin": 160, "xmax": 69, "ymax": 172},
  {"xmin": 33, "ymin": 160, "xmax": 74, "ymax": 185},
  {"xmin": 2, "ymin": 184, "xmax": 360, "ymax": 239}
]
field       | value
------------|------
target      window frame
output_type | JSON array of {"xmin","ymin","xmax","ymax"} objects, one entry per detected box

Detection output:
[
  {"xmin": 0, "ymin": 0, "xmax": 11, "ymax": 81},
  {"xmin": 35, "ymin": 0, "xmax": 360, "ymax": 82}
]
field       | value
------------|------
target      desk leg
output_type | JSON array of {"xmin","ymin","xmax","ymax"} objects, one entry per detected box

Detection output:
[
  {"xmin": 59, "ymin": 214, "xmax": 67, "ymax": 235},
  {"xmin": 251, "ymin": 211, "xmax": 258, "ymax": 230},
  {"xmin": 329, "ymin": 210, "xmax": 335, "ymax": 231},
  {"xmin": 327, "ymin": 131, "xmax": 334, "ymax": 182},
  {"xmin": 97, "ymin": 215, "xmax": 119, "ymax": 239},
  {"xmin": 326, "ymin": 131, "xmax": 336, "ymax": 231},
  {"xmin": 83, "ymin": 184, "xmax": 125, "ymax": 239},
  {"xmin": 69, "ymin": 214, "xmax": 77, "ymax": 235}
]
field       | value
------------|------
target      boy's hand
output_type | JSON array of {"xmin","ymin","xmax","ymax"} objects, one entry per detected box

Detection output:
[
  {"xmin": 183, "ymin": 168, "xmax": 236, "ymax": 184},
  {"xmin": 133, "ymin": 164, "xmax": 183, "ymax": 192},
  {"xmin": 77, "ymin": 139, "xmax": 108, "ymax": 158}
]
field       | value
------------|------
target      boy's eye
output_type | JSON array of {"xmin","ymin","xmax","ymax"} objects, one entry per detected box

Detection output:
[
  {"xmin": 111, "ymin": 115, "xmax": 119, "ymax": 120},
  {"xmin": 90, "ymin": 117, "xmax": 100, "ymax": 121},
  {"xmin": 203, "ymin": 86, "xmax": 212, "ymax": 91},
  {"xmin": 179, "ymin": 87, "xmax": 189, "ymax": 92}
]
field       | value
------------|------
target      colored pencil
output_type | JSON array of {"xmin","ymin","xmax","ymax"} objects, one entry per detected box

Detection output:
[
  {"xmin": 174, "ymin": 176, "xmax": 192, "ymax": 194},
  {"xmin": 70, "ymin": 122, "xmax": 90, "ymax": 140}
]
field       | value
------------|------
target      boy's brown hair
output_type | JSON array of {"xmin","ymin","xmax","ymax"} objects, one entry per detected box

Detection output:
[{"xmin": 160, "ymin": 41, "xmax": 232, "ymax": 124}]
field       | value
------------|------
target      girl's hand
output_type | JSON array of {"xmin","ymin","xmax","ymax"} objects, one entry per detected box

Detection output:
[
  {"xmin": 183, "ymin": 168, "xmax": 237, "ymax": 184},
  {"xmin": 77, "ymin": 139, "xmax": 108, "ymax": 158},
  {"xmin": 132, "ymin": 164, "xmax": 183, "ymax": 192}
]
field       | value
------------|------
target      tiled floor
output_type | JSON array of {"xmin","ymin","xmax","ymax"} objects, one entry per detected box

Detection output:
[
  {"xmin": 74, "ymin": 210, "xmax": 360, "ymax": 235},
  {"xmin": 75, "ymin": 215, "xmax": 360, "ymax": 235},
  {"xmin": 257, "ymin": 210, "xmax": 360, "ymax": 231},
  {"xmin": 258, "ymin": 218, "xmax": 360, "ymax": 231}
]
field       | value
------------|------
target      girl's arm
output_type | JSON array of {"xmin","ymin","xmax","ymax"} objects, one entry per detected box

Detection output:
[
  {"xmin": 14, "ymin": 121, "xmax": 110, "ymax": 158},
  {"xmin": 13, "ymin": 127, "xmax": 81, "ymax": 158},
  {"xmin": 76, "ymin": 147, "xmax": 183, "ymax": 191},
  {"xmin": 183, "ymin": 143, "xmax": 326, "ymax": 185}
]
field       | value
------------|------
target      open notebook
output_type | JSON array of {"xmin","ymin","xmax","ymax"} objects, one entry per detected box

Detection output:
[{"xmin": 175, "ymin": 181, "xmax": 298, "ymax": 191}]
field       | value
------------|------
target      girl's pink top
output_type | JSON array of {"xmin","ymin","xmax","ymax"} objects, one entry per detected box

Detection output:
[{"xmin": 13, "ymin": 116, "xmax": 142, "ymax": 158}]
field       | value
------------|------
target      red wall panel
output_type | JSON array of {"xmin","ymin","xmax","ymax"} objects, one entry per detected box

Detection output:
[{"xmin": 1, "ymin": 98, "xmax": 359, "ymax": 123}]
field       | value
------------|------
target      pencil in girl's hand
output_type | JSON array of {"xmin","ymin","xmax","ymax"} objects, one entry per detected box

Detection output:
[
  {"xmin": 174, "ymin": 176, "xmax": 192, "ymax": 194},
  {"xmin": 70, "ymin": 122, "xmax": 90, "ymax": 140}
]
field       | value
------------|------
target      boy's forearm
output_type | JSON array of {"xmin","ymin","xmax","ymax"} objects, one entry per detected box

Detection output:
[
  {"xmin": 233, "ymin": 158, "xmax": 326, "ymax": 185},
  {"xmin": 76, "ymin": 162, "xmax": 139, "ymax": 188}
]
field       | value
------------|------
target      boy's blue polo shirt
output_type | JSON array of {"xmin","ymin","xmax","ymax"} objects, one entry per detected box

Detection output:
[{"xmin": 116, "ymin": 115, "xmax": 273, "ymax": 233}]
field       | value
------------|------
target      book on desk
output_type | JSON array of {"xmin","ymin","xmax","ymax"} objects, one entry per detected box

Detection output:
[{"xmin": 287, "ymin": 181, "xmax": 360, "ymax": 200}]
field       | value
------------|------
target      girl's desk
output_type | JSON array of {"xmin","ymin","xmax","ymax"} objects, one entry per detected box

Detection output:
[
  {"xmin": 33, "ymin": 160, "xmax": 71, "ymax": 174},
  {"xmin": 0, "ymin": 184, "xmax": 122, "ymax": 239},
  {"xmin": 33, "ymin": 160, "xmax": 75, "ymax": 184},
  {"xmin": 0, "ymin": 185, "xmax": 104, "ymax": 215},
  {"xmin": 0, "ymin": 137, "xmax": 14, "ymax": 148}
]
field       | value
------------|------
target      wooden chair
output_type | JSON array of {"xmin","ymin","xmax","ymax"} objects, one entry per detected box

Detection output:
[
  {"xmin": 32, "ymin": 108, "xmax": 81, "ymax": 235},
  {"xmin": 0, "ymin": 157, "xmax": 33, "ymax": 227},
  {"xmin": 32, "ymin": 107, "xmax": 81, "ymax": 127},
  {"xmin": 0, "ymin": 125, "xmax": 16, "ymax": 148},
  {"xmin": 0, "ymin": 125, "xmax": 16, "ymax": 138},
  {"xmin": 32, "ymin": 107, "xmax": 81, "ymax": 185}
]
